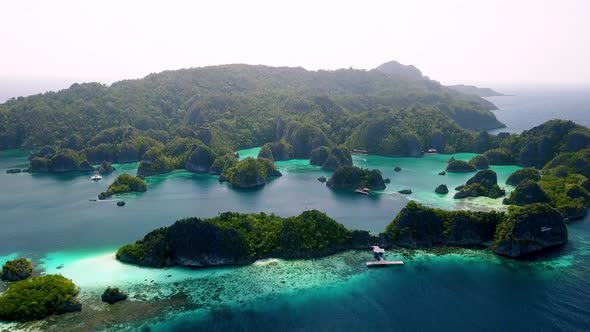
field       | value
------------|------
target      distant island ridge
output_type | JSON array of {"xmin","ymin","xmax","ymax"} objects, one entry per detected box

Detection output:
[{"xmin": 447, "ymin": 84, "xmax": 506, "ymax": 97}]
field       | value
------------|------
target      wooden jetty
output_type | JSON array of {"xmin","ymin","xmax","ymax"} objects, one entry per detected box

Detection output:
[
  {"xmin": 366, "ymin": 246, "xmax": 404, "ymax": 267},
  {"xmin": 367, "ymin": 260, "xmax": 404, "ymax": 267}
]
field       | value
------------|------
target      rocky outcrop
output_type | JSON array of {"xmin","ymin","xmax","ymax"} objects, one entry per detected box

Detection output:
[
  {"xmin": 469, "ymin": 155, "xmax": 490, "ymax": 170},
  {"xmin": 503, "ymin": 180, "xmax": 550, "ymax": 206},
  {"xmin": 446, "ymin": 160, "xmax": 476, "ymax": 173},
  {"xmin": 283, "ymin": 123, "xmax": 330, "ymax": 159},
  {"xmin": 185, "ymin": 145, "xmax": 215, "ymax": 173},
  {"xmin": 384, "ymin": 201, "xmax": 503, "ymax": 248},
  {"xmin": 506, "ymin": 168, "xmax": 541, "ymax": 186},
  {"xmin": 258, "ymin": 141, "xmax": 293, "ymax": 161},
  {"xmin": 49, "ymin": 152, "xmax": 78, "ymax": 173},
  {"xmin": 317, "ymin": 176, "xmax": 327, "ymax": 183},
  {"xmin": 309, "ymin": 146, "xmax": 352, "ymax": 170},
  {"xmin": 560, "ymin": 205, "xmax": 588, "ymax": 221},
  {"xmin": 327, "ymin": 166, "xmax": 386, "ymax": 191},
  {"xmin": 29, "ymin": 157, "xmax": 51, "ymax": 172},
  {"xmin": 438, "ymin": 171, "xmax": 446, "ymax": 176},
  {"xmin": 398, "ymin": 189, "xmax": 412, "ymax": 195},
  {"xmin": 466, "ymin": 169, "xmax": 498, "ymax": 188},
  {"xmin": 258, "ymin": 145, "xmax": 274, "ymax": 160},
  {"xmin": 6, "ymin": 168, "xmax": 22, "ymax": 174},
  {"xmin": 472, "ymin": 132, "xmax": 497, "ymax": 154},
  {"xmin": 394, "ymin": 166, "xmax": 402, "ymax": 172},
  {"xmin": 136, "ymin": 148, "xmax": 171, "ymax": 177},
  {"xmin": 28, "ymin": 149, "xmax": 94, "ymax": 173},
  {"xmin": 29, "ymin": 146, "xmax": 56, "ymax": 160},
  {"xmin": 494, "ymin": 204, "xmax": 567, "ymax": 258},
  {"xmin": 99, "ymin": 174, "xmax": 147, "ymax": 200},
  {"xmin": 116, "ymin": 144, "xmax": 139, "ymax": 163},
  {"xmin": 209, "ymin": 153, "xmax": 237, "ymax": 175},
  {"xmin": 1, "ymin": 258, "xmax": 33, "ymax": 281},
  {"xmin": 223, "ymin": 158, "xmax": 282, "ymax": 189},
  {"xmin": 482, "ymin": 149, "xmax": 516, "ymax": 165},
  {"xmin": 196, "ymin": 127, "xmax": 213, "ymax": 146},
  {"xmin": 78, "ymin": 160, "xmax": 95, "ymax": 172},
  {"xmin": 435, "ymin": 184, "xmax": 449, "ymax": 194},
  {"xmin": 454, "ymin": 170, "xmax": 505, "ymax": 199},
  {"xmin": 566, "ymin": 185, "xmax": 590, "ymax": 202},
  {"xmin": 101, "ymin": 287, "xmax": 128, "ymax": 304},
  {"xmin": 98, "ymin": 161, "xmax": 115, "ymax": 174}
]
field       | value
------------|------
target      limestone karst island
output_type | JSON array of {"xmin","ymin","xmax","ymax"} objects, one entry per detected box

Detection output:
[{"xmin": 1, "ymin": 1, "xmax": 590, "ymax": 331}]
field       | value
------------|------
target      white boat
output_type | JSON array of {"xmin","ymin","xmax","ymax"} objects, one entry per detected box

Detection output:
[{"xmin": 91, "ymin": 174, "xmax": 102, "ymax": 182}]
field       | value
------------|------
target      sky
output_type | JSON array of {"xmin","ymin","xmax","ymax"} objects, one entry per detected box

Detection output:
[{"xmin": 0, "ymin": 0, "xmax": 589, "ymax": 91}]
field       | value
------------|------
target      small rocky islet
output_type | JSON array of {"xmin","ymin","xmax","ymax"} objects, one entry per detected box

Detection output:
[
  {"xmin": 101, "ymin": 287, "xmax": 128, "ymax": 304},
  {"xmin": 453, "ymin": 169, "xmax": 506, "ymax": 199},
  {"xmin": 1, "ymin": 258, "xmax": 32, "ymax": 281}
]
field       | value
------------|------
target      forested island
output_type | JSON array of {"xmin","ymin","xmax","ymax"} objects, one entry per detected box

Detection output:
[
  {"xmin": 0, "ymin": 61, "xmax": 507, "ymax": 179},
  {"xmin": 98, "ymin": 174, "xmax": 147, "ymax": 200},
  {"xmin": 0, "ymin": 258, "xmax": 82, "ymax": 321},
  {"xmin": 116, "ymin": 201, "xmax": 568, "ymax": 272}
]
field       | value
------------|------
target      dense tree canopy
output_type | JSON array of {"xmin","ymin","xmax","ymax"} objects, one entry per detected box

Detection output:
[
  {"xmin": 98, "ymin": 173, "xmax": 147, "ymax": 200},
  {"xmin": 0, "ymin": 275, "xmax": 80, "ymax": 321},
  {"xmin": 116, "ymin": 210, "xmax": 355, "ymax": 267},
  {"xmin": 0, "ymin": 63, "xmax": 503, "ymax": 159}
]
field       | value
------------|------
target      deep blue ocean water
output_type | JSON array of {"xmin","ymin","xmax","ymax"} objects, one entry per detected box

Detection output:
[
  {"xmin": 0, "ymin": 87, "xmax": 589, "ymax": 331},
  {"xmin": 488, "ymin": 87, "xmax": 590, "ymax": 133}
]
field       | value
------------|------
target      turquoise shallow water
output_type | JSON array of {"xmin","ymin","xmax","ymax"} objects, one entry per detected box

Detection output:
[{"xmin": 0, "ymin": 147, "xmax": 588, "ymax": 331}]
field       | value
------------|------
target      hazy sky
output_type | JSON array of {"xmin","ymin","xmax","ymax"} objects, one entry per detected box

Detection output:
[{"xmin": 1, "ymin": 0, "xmax": 589, "ymax": 86}]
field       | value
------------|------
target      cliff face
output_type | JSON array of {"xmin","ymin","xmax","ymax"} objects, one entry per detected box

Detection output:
[
  {"xmin": 444, "ymin": 213, "xmax": 499, "ymax": 246},
  {"xmin": 494, "ymin": 204, "xmax": 567, "ymax": 258},
  {"xmin": 309, "ymin": 146, "xmax": 352, "ymax": 170},
  {"xmin": 506, "ymin": 168, "xmax": 541, "ymax": 186},
  {"xmin": 185, "ymin": 146, "xmax": 215, "ymax": 173},
  {"xmin": 168, "ymin": 220, "xmax": 247, "ymax": 267},
  {"xmin": 446, "ymin": 160, "xmax": 476, "ymax": 173},
  {"xmin": 326, "ymin": 166, "xmax": 386, "ymax": 191},
  {"xmin": 28, "ymin": 149, "xmax": 94, "ymax": 173},
  {"xmin": 469, "ymin": 155, "xmax": 490, "ymax": 170},
  {"xmin": 117, "ymin": 211, "xmax": 355, "ymax": 268},
  {"xmin": 384, "ymin": 201, "xmax": 503, "ymax": 248},
  {"xmin": 284, "ymin": 123, "xmax": 330, "ymax": 159},
  {"xmin": 98, "ymin": 161, "xmax": 114, "ymax": 174},
  {"xmin": 222, "ymin": 158, "xmax": 282, "ymax": 189},
  {"xmin": 1, "ymin": 258, "xmax": 32, "ymax": 281},
  {"xmin": 503, "ymin": 180, "xmax": 550, "ymax": 206},
  {"xmin": 257, "ymin": 141, "xmax": 293, "ymax": 161},
  {"xmin": 454, "ymin": 170, "xmax": 505, "ymax": 199}
]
